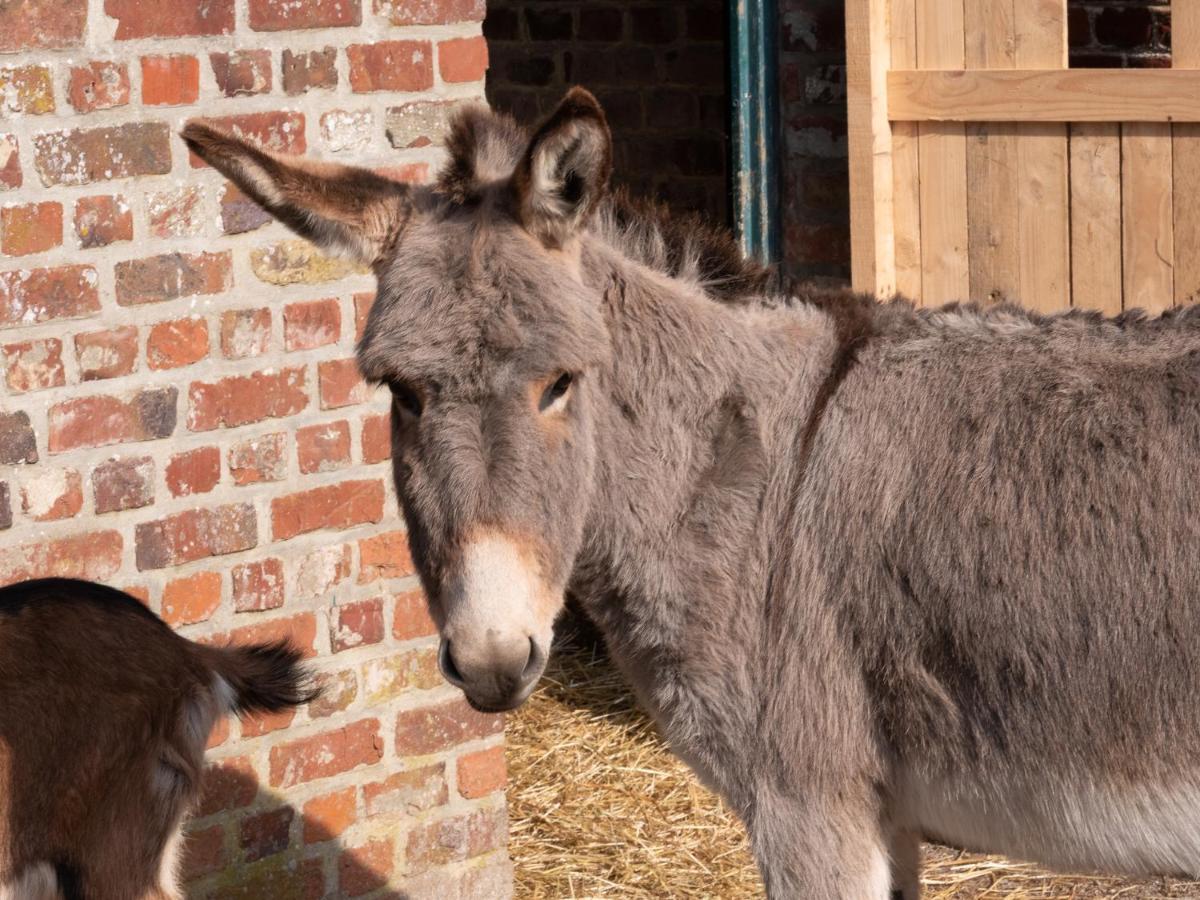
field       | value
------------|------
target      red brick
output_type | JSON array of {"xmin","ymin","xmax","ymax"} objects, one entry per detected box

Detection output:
[
  {"xmin": 67, "ymin": 61, "xmax": 130, "ymax": 113},
  {"xmin": 376, "ymin": 162, "xmax": 430, "ymax": 185},
  {"xmin": 282, "ymin": 47, "xmax": 338, "ymax": 96},
  {"xmin": 396, "ymin": 698, "xmax": 503, "ymax": 756},
  {"xmin": 141, "ymin": 55, "xmax": 200, "ymax": 106},
  {"xmin": 135, "ymin": 503, "xmax": 257, "ymax": 570},
  {"xmin": 196, "ymin": 756, "xmax": 257, "ymax": 817},
  {"xmin": 147, "ymin": 186, "xmax": 203, "ymax": 239},
  {"xmin": 48, "ymin": 387, "xmax": 176, "ymax": 453},
  {"xmin": 303, "ymin": 788, "xmax": 356, "ymax": 844},
  {"xmin": 438, "ymin": 36, "xmax": 488, "ymax": 84},
  {"xmin": 318, "ymin": 358, "xmax": 372, "ymax": 409},
  {"xmin": 294, "ymin": 543, "xmax": 351, "ymax": 599},
  {"xmin": 92, "ymin": 456, "xmax": 154, "ymax": 513},
  {"xmin": 0, "ymin": 530, "xmax": 122, "ymax": 583},
  {"xmin": 148, "ymin": 318, "xmax": 209, "ymax": 371},
  {"xmin": 394, "ymin": 588, "xmax": 436, "ymax": 641},
  {"xmin": 21, "ymin": 468, "xmax": 82, "ymax": 521},
  {"xmin": 0, "ymin": 135, "xmax": 20, "ymax": 191},
  {"xmin": 339, "ymin": 838, "xmax": 392, "ymax": 897},
  {"xmin": 188, "ymin": 368, "xmax": 308, "ymax": 431},
  {"xmin": 107, "ymin": 0, "xmax": 233, "ymax": 39},
  {"xmin": 232, "ymin": 557, "xmax": 284, "ymax": 612},
  {"xmin": 241, "ymin": 707, "xmax": 295, "ymax": 738},
  {"xmin": 347, "ymin": 41, "xmax": 433, "ymax": 93},
  {"xmin": 115, "ymin": 251, "xmax": 230, "ymax": 306},
  {"xmin": 2, "ymin": 202, "xmax": 62, "ymax": 256},
  {"xmin": 187, "ymin": 112, "xmax": 305, "ymax": 167},
  {"xmin": 210, "ymin": 50, "xmax": 272, "ymax": 97},
  {"xmin": 192, "ymin": 856, "xmax": 323, "ymax": 899},
  {"xmin": 0, "ymin": 266, "xmax": 97, "ymax": 327},
  {"xmin": 406, "ymin": 807, "xmax": 506, "ymax": 873},
  {"xmin": 297, "ymin": 420, "xmax": 351, "ymax": 474},
  {"xmin": 161, "ymin": 570, "xmax": 222, "ymax": 626},
  {"xmin": 229, "ymin": 432, "xmax": 287, "ymax": 485},
  {"xmin": 363, "ymin": 764, "xmax": 445, "ymax": 817},
  {"xmin": 123, "ymin": 584, "xmax": 151, "ymax": 605},
  {"xmin": 271, "ymin": 479, "xmax": 384, "ymax": 541},
  {"xmin": 284, "ymin": 297, "xmax": 340, "ymax": 351},
  {"xmin": 220, "ymin": 184, "xmax": 271, "ymax": 235},
  {"xmin": 240, "ymin": 806, "xmax": 293, "ymax": 862},
  {"xmin": 220, "ymin": 612, "xmax": 317, "ymax": 657},
  {"xmin": 75, "ymin": 325, "xmax": 137, "ymax": 380},
  {"xmin": 74, "ymin": 195, "xmax": 132, "ymax": 248},
  {"xmin": 181, "ymin": 824, "xmax": 225, "ymax": 882},
  {"xmin": 165, "ymin": 445, "xmax": 220, "ymax": 496},
  {"xmin": 331, "ymin": 597, "xmax": 384, "ymax": 653},
  {"xmin": 4, "ymin": 337, "xmax": 64, "ymax": 392},
  {"xmin": 0, "ymin": 66, "xmax": 54, "ymax": 116},
  {"xmin": 0, "ymin": 412, "xmax": 37, "ymax": 464},
  {"xmin": 361, "ymin": 412, "xmax": 392, "ymax": 464},
  {"xmin": 219, "ymin": 308, "xmax": 271, "ymax": 359},
  {"xmin": 249, "ymin": 0, "xmax": 360, "ymax": 30},
  {"xmin": 457, "ymin": 745, "xmax": 506, "ymax": 798},
  {"xmin": 358, "ymin": 530, "xmax": 415, "ymax": 583},
  {"xmin": 352, "ymin": 291, "xmax": 374, "ymax": 340},
  {"xmin": 206, "ymin": 716, "xmax": 230, "ymax": 750},
  {"xmin": 33, "ymin": 123, "xmax": 171, "ymax": 186},
  {"xmin": 0, "ymin": 0, "xmax": 86, "ymax": 51},
  {"xmin": 309, "ymin": 668, "xmax": 357, "ymax": 718},
  {"xmin": 376, "ymin": 0, "xmax": 483, "ymax": 25},
  {"xmin": 269, "ymin": 718, "xmax": 383, "ymax": 788}
]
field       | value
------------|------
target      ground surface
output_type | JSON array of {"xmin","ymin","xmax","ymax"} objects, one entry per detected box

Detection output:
[{"xmin": 506, "ymin": 640, "xmax": 1200, "ymax": 899}]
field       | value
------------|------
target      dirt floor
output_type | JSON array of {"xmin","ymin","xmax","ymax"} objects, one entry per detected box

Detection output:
[{"xmin": 506, "ymin": 638, "xmax": 1200, "ymax": 900}]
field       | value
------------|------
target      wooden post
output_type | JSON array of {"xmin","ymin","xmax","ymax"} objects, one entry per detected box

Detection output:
[
  {"xmin": 1174, "ymin": 3, "xmax": 1200, "ymax": 306},
  {"xmin": 890, "ymin": 0, "xmax": 922, "ymax": 300}
]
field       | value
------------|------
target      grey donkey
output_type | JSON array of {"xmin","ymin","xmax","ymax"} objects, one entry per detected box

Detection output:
[{"xmin": 184, "ymin": 88, "xmax": 1200, "ymax": 898}]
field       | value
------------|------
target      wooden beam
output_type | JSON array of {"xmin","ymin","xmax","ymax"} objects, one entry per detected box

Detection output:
[
  {"xmin": 890, "ymin": 0, "xmax": 921, "ymax": 301},
  {"xmin": 1174, "ymin": 3, "xmax": 1200, "ymax": 305},
  {"xmin": 889, "ymin": 69, "xmax": 1200, "ymax": 123}
]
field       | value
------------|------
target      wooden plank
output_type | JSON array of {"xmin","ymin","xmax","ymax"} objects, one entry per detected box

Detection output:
[
  {"xmin": 845, "ymin": 0, "xmax": 895, "ymax": 297},
  {"xmin": 1069, "ymin": 124, "xmax": 1122, "ymax": 314},
  {"xmin": 891, "ymin": 0, "xmax": 922, "ymax": 301},
  {"xmin": 1173, "ymin": 3, "xmax": 1200, "ymax": 305},
  {"xmin": 1123, "ymin": 123, "xmax": 1175, "ymax": 313},
  {"xmin": 915, "ymin": 0, "xmax": 968, "ymax": 304},
  {"xmin": 965, "ymin": 0, "xmax": 1019, "ymax": 305},
  {"xmin": 1014, "ymin": 0, "xmax": 1069, "ymax": 312},
  {"xmin": 888, "ymin": 70, "xmax": 1200, "ymax": 123}
]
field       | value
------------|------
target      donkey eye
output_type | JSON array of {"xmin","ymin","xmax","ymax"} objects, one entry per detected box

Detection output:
[
  {"xmin": 390, "ymin": 382, "xmax": 423, "ymax": 417},
  {"xmin": 539, "ymin": 372, "xmax": 573, "ymax": 413}
]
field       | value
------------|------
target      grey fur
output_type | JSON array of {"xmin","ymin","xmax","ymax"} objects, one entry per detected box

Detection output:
[{"xmin": 185, "ymin": 89, "xmax": 1200, "ymax": 899}]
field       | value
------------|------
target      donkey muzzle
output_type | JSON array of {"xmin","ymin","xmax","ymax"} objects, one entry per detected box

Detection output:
[{"xmin": 438, "ymin": 635, "xmax": 547, "ymax": 712}]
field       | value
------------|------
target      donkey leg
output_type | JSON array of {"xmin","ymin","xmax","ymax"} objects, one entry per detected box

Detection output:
[{"xmin": 887, "ymin": 828, "xmax": 921, "ymax": 900}]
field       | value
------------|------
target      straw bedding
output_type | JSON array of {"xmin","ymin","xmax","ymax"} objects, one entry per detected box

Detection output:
[{"xmin": 506, "ymin": 634, "xmax": 1200, "ymax": 900}]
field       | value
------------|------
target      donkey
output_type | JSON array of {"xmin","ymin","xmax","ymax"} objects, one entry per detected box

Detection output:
[
  {"xmin": 184, "ymin": 89, "xmax": 1200, "ymax": 898},
  {"xmin": 0, "ymin": 578, "xmax": 316, "ymax": 900}
]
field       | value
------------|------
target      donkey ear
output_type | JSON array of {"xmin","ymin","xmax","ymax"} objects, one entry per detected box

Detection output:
[
  {"xmin": 182, "ymin": 122, "xmax": 412, "ymax": 267},
  {"xmin": 513, "ymin": 87, "xmax": 612, "ymax": 248}
]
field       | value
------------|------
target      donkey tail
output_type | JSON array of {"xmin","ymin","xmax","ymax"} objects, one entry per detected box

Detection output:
[{"xmin": 200, "ymin": 640, "xmax": 320, "ymax": 716}]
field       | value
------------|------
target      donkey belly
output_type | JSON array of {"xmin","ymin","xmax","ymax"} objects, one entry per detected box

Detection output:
[{"xmin": 897, "ymin": 770, "xmax": 1200, "ymax": 878}]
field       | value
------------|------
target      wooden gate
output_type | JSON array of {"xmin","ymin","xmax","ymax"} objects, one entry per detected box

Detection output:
[{"xmin": 847, "ymin": 0, "xmax": 1200, "ymax": 313}]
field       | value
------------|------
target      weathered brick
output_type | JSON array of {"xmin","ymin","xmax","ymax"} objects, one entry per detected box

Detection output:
[
  {"xmin": 331, "ymin": 596, "xmax": 383, "ymax": 652},
  {"xmin": 294, "ymin": 543, "xmax": 351, "ymax": 599},
  {"xmin": 240, "ymin": 806, "xmax": 293, "ymax": 862},
  {"xmin": 165, "ymin": 445, "xmax": 220, "ymax": 496},
  {"xmin": 2, "ymin": 201, "xmax": 62, "ymax": 256},
  {"xmin": 241, "ymin": 707, "xmax": 295, "ymax": 738},
  {"xmin": 188, "ymin": 368, "xmax": 308, "ymax": 432},
  {"xmin": 181, "ymin": 824, "xmax": 225, "ymax": 882},
  {"xmin": 249, "ymin": 0, "xmax": 360, "ymax": 30},
  {"xmin": 67, "ymin": 61, "xmax": 130, "ymax": 113},
  {"xmin": 309, "ymin": 667, "xmax": 357, "ymax": 718},
  {"xmin": 219, "ymin": 308, "xmax": 271, "ymax": 359},
  {"xmin": 107, "ymin": 0, "xmax": 233, "ymax": 39},
  {"xmin": 354, "ymin": 291, "xmax": 374, "ymax": 335},
  {"xmin": 21, "ymin": 468, "xmax": 83, "ymax": 521},
  {"xmin": 141, "ymin": 55, "xmax": 200, "ymax": 106},
  {"xmin": 115, "ymin": 251, "xmax": 231, "ymax": 306},
  {"xmin": 361, "ymin": 412, "xmax": 391, "ymax": 464},
  {"xmin": 250, "ymin": 240, "xmax": 363, "ymax": 286},
  {"xmin": 271, "ymin": 479, "xmax": 384, "ymax": 541},
  {"xmin": 4, "ymin": 338, "xmax": 65, "ymax": 392},
  {"xmin": 210, "ymin": 50, "xmax": 272, "ymax": 97},
  {"xmin": 75, "ymin": 195, "xmax": 132, "ymax": 248},
  {"xmin": 33, "ymin": 123, "xmax": 172, "ymax": 187},
  {"xmin": 339, "ymin": 838, "xmax": 392, "ymax": 897},
  {"xmin": 318, "ymin": 358, "xmax": 373, "ymax": 409},
  {"xmin": 0, "ymin": 412, "xmax": 37, "ymax": 464},
  {"xmin": 48, "ymin": 387, "xmax": 177, "ymax": 453},
  {"xmin": 0, "ymin": 484, "xmax": 10, "ymax": 530},
  {"xmin": 297, "ymin": 421, "xmax": 351, "ymax": 474},
  {"xmin": 135, "ymin": 503, "xmax": 257, "ymax": 570},
  {"xmin": 347, "ymin": 41, "xmax": 434, "ymax": 93},
  {"xmin": 229, "ymin": 432, "xmax": 287, "ymax": 485},
  {"xmin": 0, "ymin": 0, "xmax": 86, "ymax": 52},
  {"xmin": 232, "ymin": 557, "xmax": 284, "ymax": 612},
  {"xmin": 220, "ymin": 184, "xmax": 271, "ymax": 235},
  {"xmin": 75, "ymin": 325, "xmax": 137, "ymax": 380},
  {"xmin": 196, "ymin": 756, "xmax": 257, "ymax": 817},
  {"xmin": 302, "ymin": 787, "xmax": 356, "ymax": 844},
  {"xmin": 189, "ymin": 855, "xmax": 323, "ymax": 900},
  {"xmin": 0, "ymin": 66, "xmax": 54, "ymax": 116},
  {"xmin": 0, "ymin": 530, "xmax": 122, "ymax": 583},
  {"xmin": 269, "ymin": 718, "xmax": 383, "ymax": 788},
  {"xmin": 147, "ymin": 186, "xmax": 203, "ymax": 239},
  {"xmin": 358, "ymin": 530, "xmax": 415, "ymax": 583},
  {"xmin": 457, "ymin": 745, "xmax": 506, "ymax": 798},
  {"xmin": 385, "ymin": 101, "xmax": 465, "ymax": 149},
  {"xmin": 0, "ymin": 135, "xmax": 20, "ymax": 191},
  {"xmin": 439, "ymin": 37, "xmax": 488, "ymax": 84},
  {"xmin": 187, "ymin": 113, "xmax": 305, "ymax": 167},
  {"xmin": 148, "ymin": 318, "xmax": 209, "ymax": 370},
  {"xmin": 92, "ymin": 456, "xmax": 154, "ymax": 513},
  {"xmin": 320, "ymin": 109, "xmax": 373, "ymax": 154},
  {"xmin": 219, "ymin": 612, "xmax": 317, "ymax": 657},
  {"xmin": 206, "ymin": 716, "xmax": 230, "ymax": 750},
  {"xmin": 0, "ymin": 265, "xmax": 99, "ymax": 326},
  {"xmin": 405, "ymin": 807, "xmax": 507, "ymax": 873},
  {"xmin": 284, "ymin": 298, "xmax": 340, "ymax": 351},
  {"xmin": 363, "ymin": 763, "xmax": 445, "ymax": 817},
  {"xmin": 363, "ymin": 648, "xmax": 440, "ymax": 703},
  {"xmin": 376, "ymin": 0, "xmax": 483, "ymax": 26},
  {"xmin": 396, "ymin": 698, "xmax": 503, "ymax": 756},
  {"xmin": 282, "ymin": 47, "xmax": 338, "ymax": 96},
  {"xmin": 161, "ymin": 570, "xmax": 222, "ymax": 626},
  {"xmin": 394, "ymin": 588, "xmax": 436, "ymax": 641}
]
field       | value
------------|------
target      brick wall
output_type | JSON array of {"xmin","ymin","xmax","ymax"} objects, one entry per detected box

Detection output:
[
  {"xmin": 484, "ymin": 0, "xmax": 730, "ymax": 224},
  {"xmin": 0, "ymin": 1, "xmax": 512, "ymax": 897}
]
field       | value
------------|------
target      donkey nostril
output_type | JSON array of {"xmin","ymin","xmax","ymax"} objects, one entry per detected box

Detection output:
[
  {"xmin": 438, "ymin": 640, "xmax": 467, "ymax": 687},
  {"xmin": 521, "ymin": 636, "xmax": 545, "ymax": 683}
]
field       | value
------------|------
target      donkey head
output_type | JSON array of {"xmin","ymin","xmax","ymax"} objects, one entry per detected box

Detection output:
[{"xmin": 184, "ymin": 89, "xmax": 614, "ymax": 711}]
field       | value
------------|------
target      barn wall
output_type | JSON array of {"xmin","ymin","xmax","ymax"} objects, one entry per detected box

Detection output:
[{"xmin": 0, "ymin": 1, "xmax": 511, "ymax": 896}]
